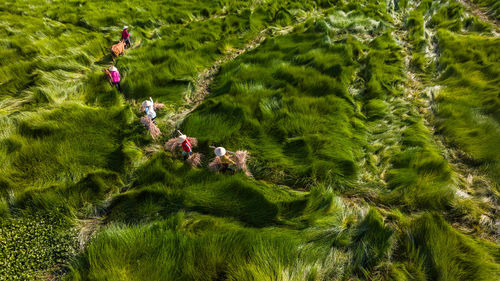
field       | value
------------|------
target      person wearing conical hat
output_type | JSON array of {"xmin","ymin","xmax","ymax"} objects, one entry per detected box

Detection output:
[
  {"xmin": 122, "ymin": 26, "xmax": 131, "ymax": 48},
  {"xmin": 177, "ymin": 134, "xmax": 193, "ymax": 160},
  {"xmin": 214, "ymin": 147, "xmax": 235, "ymax": 172},
  {"xmin": 141, "ymin": 97, "xmax": 156, "ymax": 120},
  {"xmin": 108, "ymin": 66, "xmax": 121, "ymax": 92}
]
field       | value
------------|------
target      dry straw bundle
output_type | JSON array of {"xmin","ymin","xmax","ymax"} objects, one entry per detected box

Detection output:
[
  {"xmin": 234, "ymin": 150, "xmax": 252, "ymax": 177},
  {"xmin": 208, "ymin": 150, "xmax": 252, "ymax": 176},
  {"xmin": 186, "ymin": 153, "xmax": 202, "ymax": 167},
  {"xmin": 140, "ymin": 102, "xmax": 165, "ymax": 112},
  {"xmin": 208, "ymin": 156, "xmax": 223, "ymax": 172},
  {"xmin": 164, "ymin": 137, "xmax": 198, "ymax": 151},
  {"xmin": 140, "ymin": 116, "xmax": 161, "ymax": 140}
]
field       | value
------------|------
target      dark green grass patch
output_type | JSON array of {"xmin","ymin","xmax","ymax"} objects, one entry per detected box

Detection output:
[
  {"xmin": 396, "ymin": 212, "xmax": 500, "ymax": 281},
  {"xmin": 117, "ymin": 1, "xmax": 324, "ymax": 105},
  {"xmin": 356, "ymin": 32, "xmax": 454, "ymax": 211},
  {"xmin": 0, "ymin": 104, "xmax": 133, "ymax": 190},
  {"xmin": 66, "ymin": 213, "xmax": 347, "ymax": 281},
  {"xmin": 12, "ymin": 171, "xmax": 123, "ymax": 218},
  {"xmin": 106, "ymin": 152, "xmax": 340, "ymax": 228}
]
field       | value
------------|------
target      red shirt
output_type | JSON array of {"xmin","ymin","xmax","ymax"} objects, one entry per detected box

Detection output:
[
  {"xmin": 181, "ymin": 138, "xmax": 192, "ymax": 153},
  {"xmin": 122, "ymin": 29, "xmax": 129, "ymax": 39}
]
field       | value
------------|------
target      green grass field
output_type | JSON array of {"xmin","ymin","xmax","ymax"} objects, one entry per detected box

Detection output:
[{"xmin": 1, "ymin": 0, "xmax": 499, "ymax": 280}]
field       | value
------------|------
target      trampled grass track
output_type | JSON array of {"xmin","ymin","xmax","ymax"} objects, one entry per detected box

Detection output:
[{"xmin": 392, "ymin": 0, "xmax": 499, "ymax": 241}]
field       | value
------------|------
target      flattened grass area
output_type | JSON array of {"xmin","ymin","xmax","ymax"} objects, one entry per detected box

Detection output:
[
  {"xmin": 471, "ymin": 0, "xmax": 500, "ymax": 20},
  {"xmin": 0, "ymin": 0, "xmax": 499, "ymax": 280},
  {"xmin": 435, "ymin": 30, "xmax": 500, "ymax": 184},
  {"xmin": 182, "ymin": 27, "xmax": 365, "ymax": 187}
]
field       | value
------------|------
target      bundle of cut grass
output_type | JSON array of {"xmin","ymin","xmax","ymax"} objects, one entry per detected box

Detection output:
[
  {"xmin": 235, "ymin": 150, "xmax": 252, "ymax": 177},
  {"xmin": 153, "ymin": 102, "xmax": 165, "ymax": 110},
  {"xmin": 186, "ymin": 152, "xmax": 203, "ymax": 167},
  {"xmin": 208, "ymin": 151, "xmax": 251, "ymax": 176},
  {"xmin": 208, "ymin": 156, "xmax": 224, "ymax": 173},
  {"xmin": 140, "ymin": 102, "xmax": 166, "ymax": 112},
  {"xmin": 164, "ymin": 136, "xmax": 198, "ymax": 151},
  {"xmin": 140, "ymin": 116, "xmax": 161, "ymax": 140}
]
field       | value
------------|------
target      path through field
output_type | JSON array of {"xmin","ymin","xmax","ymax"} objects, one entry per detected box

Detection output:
[{"xmin": 393, "ymin": 0, "xmax": 500, "ymax": 241}]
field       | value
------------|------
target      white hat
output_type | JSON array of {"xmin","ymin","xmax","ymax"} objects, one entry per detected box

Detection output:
[
  {"xmin": 214, "ymin": 147, "xmax": 226, "ymax": 157},
  {"xmin": 108, "ymin": 66, "xmax": 117, "ymax": 72},
  {"xmin": 123, "ymin": 26, "xmax": 128, "ymax": 29},
  {"xmin": 142, "ymin": 100, "xmax": 152, "ymax": 107},
  {"xmin": 177, "ymin": 135, "xmax": 187, "ymax": 143}
]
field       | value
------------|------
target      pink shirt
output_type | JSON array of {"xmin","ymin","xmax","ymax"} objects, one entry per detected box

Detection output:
[
  {"xmin": 110, "ymin": 71, "xmax": 120, "ymax": 83},
  {"xmin": 122, "ymin": 29, "xmax": 129, "ymax": 39}
]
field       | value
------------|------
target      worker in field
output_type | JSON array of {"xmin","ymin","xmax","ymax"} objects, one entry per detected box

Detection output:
[
  {"xmin": 214, "ymin": 147, "xmax": 235, "ymax": 172},
  {"xmin": 141, "ymin": 97, "xmax": 156, "ymax": 120},
  {"xmin": 108, "ymin": 66, "xmax": 121, "ymax": 91},
  {"xmin": 122, "ymin": 26, "xmax": 131, "ymax": 48},
  {"xmin": 177, "ymin": 133, "xmax": 193, "ymax": 160}
]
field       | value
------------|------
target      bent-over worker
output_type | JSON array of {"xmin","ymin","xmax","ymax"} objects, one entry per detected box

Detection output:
[
  {"xmin": 214, "ymin": 147, "xmax": 235, "ymax": 172},
  {"xmin": 122, "ymin": 26, "xmax": 131, "ymax": 48},
  {"xmin": 108, "ymin": 66, "xmax": 121, "ymax": 91}
]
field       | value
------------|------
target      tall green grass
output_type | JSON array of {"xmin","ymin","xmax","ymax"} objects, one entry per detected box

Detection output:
[
  {"xmin": 0, "ymin": 104, "xmax": 135, "ymax": 191},
  {"xmin": 433, "ymin": 30, "xmax": 500, "ymax": 185},
  {"xmin": 182, "ymin": 23, "xmax": 367, "ymax": 187},
  {"xmin": 395, "ymin": 212, "xmax": 500, "ymax": 281},
  {"xmin": 1, "ymin": 0, "xmax": 500, "ymax": 279},
  {"xmin": 471, "ymin": 0, "xmax": 500, "ymax": 20},
  {"xmin": 66, "ymin": 213, "xmax": 351, "ymax": 281}
]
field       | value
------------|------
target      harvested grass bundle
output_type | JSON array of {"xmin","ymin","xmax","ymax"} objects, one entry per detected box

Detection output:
[
  {"xmin": 140, "ymin": 117, "xmax": 161, "ymax": 140},
  {"xmin": 208, "ymin": 157, "xmax": 223, "ymax": 173},
  {"xmin": 208, "ymin": 151, "xmax": 251, "ymax": 176},
  {"xmin": 164, "ymin": 137, "xmax": 198, "ymax": 151},
  {"xmin": 186, "ymin": 152, "xmax": 202, "ymax": 167},
  {"xmin": 164, "ymin": 138, "xmax": 178, "ymax": 151},
  {"xmin": 235, "ymin": 150, "xmax": 252, "ymax": 177},
  {"xmin": 110, "ymin": 40, "xmax": 125, "ymax": 59},
  {"xmin": 153, "ymin": 102, "xmax": 165, "ymax": 110},
  {"xmin": 140, "ymin": 102, "xmax": 166, "ymax": 112}
]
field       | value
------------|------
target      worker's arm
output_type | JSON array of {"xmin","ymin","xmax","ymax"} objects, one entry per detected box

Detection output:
[{"xmin": 224, "ymin": 155, "xmax": 236, "ymax": 165}]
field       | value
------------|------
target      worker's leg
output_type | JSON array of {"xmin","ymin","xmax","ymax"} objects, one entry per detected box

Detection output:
[
  {"xmin": 125, "ymin": 38, "xmax": 131, "ymax": 48},
  {"xmin": 114, "ymin": 82, "xmax": 121, "ymax": 92},
  {"xmin": 221, "ymin": 163, "xmax": 229, "ymax": 173}
]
